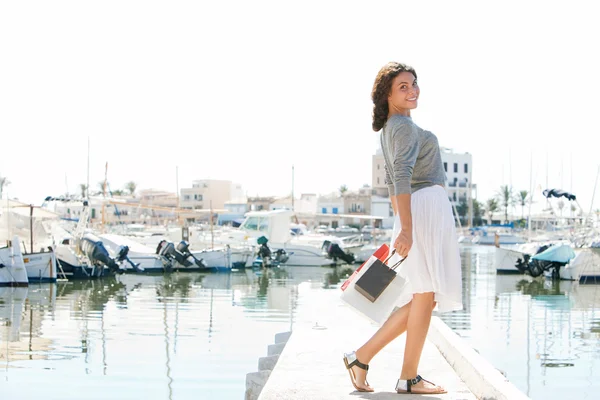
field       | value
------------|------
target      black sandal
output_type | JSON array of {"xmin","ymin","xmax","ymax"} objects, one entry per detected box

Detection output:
[
  {"xmin": 343, "ymin": 351, "xmax": 374, "ymax": 392},
  {"xmin": 395, "ymin": 375, "xmax": 447, "ymax": 394}
]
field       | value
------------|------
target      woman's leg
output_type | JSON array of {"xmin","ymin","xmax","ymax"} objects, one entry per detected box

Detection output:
[
  {"xmin": 348, "ymin": 302, "xmax": 411, "ymax": 390},
  {"xmin": 399, "ymin": 292, "xmax": 444, "ymax": 393}
]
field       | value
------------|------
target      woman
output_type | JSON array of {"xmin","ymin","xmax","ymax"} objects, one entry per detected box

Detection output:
[{"xmin": 343, "ymin": 62, "xmax": 463, "ymax": 395}]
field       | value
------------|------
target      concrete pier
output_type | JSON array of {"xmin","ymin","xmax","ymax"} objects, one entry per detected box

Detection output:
[{"xmin": 254, "ymin": 293, "xmax": 530, "ymax": 400}]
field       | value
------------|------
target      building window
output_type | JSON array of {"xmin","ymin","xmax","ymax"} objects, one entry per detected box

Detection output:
[
  {"xmin": 443, "ymin": 162, "xmax": 447, "ymax": 172},
  {"xmin": 464, "ymin": 163, "xmax": 468, "ymax": 173},
  {"xmin": 453, "ymin": 163, "xmax": 458, "ymax": 173},
  {"xmin": 389, "ymin": 204, "xmax": 394, "ymax": 217},
  {"xmin": 377, "ymin": 177, "xmax": 380, "ymax": 184},
  {"xmin": 322, "ymin": 207, "xmax": 327, "ymax": 214},
  {"xmin": 194, "ymin": 194, "xmax": 203, "ymax": 201},
  {"xmin": 333, "ymin": 207, "xmax": 338, "ymax": 214},
  {"xmin": 377, "ymin": 164, "xmax": 380, "ymax": 170},
  {"xmin": 453, "ymin": 192, "xmax": 457, "ymax": 201}
]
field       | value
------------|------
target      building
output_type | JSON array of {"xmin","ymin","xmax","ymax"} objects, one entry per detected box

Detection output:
[
  {"xmin": 179, "ymin": 179, "xmax": 240, "ymax": 210},
  {"xmin": 372, "ymin": 149, "xmax": 388, "ymax": 197},
  {"xmin": 248, "ymin": 196, "xmax": 275, "ymax": 212},
  {"xmin": 138, "ymin": 189, "xmax": 178, "ymax": 208},
  {"xmin": 342, "ymin": 185, "xmax": 372, "ymax": 225},
  {"xmin": 440, "ymin": 148, "xmax": 476, "ymax": 205},
  {"xmin": 269, "ymin": 194, "xmax": 317, "ymax": 214},
  {"xmin": 370, "ymin": 195, "xmax": 394, "ymax": 228}
]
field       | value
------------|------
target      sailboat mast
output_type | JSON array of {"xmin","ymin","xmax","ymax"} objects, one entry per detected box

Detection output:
[{"xmin": 86, "ymin": 136, "xmax": 90, "ymax": 199}]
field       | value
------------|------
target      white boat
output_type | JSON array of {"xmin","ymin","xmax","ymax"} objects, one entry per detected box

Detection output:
[
  {"xmin": 472, "ymin": 232, "xmax": 527, "ymax": 245},
  {"xmin": 22, "ymin": 250, "xmax": 57, "ymax": 283},
  {"xmin": 494, "ymin": 241, "xmax": 565, "ymax": 274},
  {"xmin": 0, "ymin": 237, "xmax": 29, "ymax": 287},
  {"xmin": 224, "ymin": 210, "xmax": 361, "ymax": 267},
  {"xmin": 553, "ymin": 248, "xmax": 600, "ymax": 282},
  {"xmin": 191, "ymin": 245, "xmax": 251, "ymax": 270},
  {"xmin": 98, "ymin": 233, "xmax": 167, "ymax": 272}
]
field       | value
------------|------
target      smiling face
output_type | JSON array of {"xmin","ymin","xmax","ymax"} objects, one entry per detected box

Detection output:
[{"xmin": 387, "ymin": 71, "xmax": 420, "ymax": 115}]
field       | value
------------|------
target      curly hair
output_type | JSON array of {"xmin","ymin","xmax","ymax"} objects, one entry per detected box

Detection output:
[{"xmin": 371, "ymin": 62, "xmax": 417, "ymax": 131}]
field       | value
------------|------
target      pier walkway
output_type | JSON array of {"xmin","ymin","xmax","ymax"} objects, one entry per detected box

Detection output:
[{"xmin": 252, "ymin": 290, "xmax": 530, "ymax": 400}]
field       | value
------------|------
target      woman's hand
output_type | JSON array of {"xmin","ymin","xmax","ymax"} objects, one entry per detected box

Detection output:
[{"xmin": 394, "ymin": 229, "xmax": 412, "ymax": 258}]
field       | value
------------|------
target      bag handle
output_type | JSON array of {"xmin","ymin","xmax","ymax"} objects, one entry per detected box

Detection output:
[{"xmin": 383, "ymin": 249, "xmax": 407, "ymax": 271}]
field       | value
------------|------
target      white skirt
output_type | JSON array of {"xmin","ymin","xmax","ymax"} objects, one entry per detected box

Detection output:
[{"xmin": 389, "ymin": 185, "xmax": 463, "ymax": 313}]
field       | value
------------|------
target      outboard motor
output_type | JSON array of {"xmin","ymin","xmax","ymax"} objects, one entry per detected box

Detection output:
[
  {"xmin": 514, "ymin": 244, "xmax": 573, "ymax": 279},
  {"xmin": 176, "ymin": 241, "xmax": 207, "ymax": 268},
  {"xmin": 253, "ymin": 236, "xmax": 288, "ymax": 268},
  {"xmin": 79, "ymin": 234, "xmax": 123, "ymax": 274},
  {"xmin": 326, "ymin": 242, "xmax": 356, "ymax": 264},
  {"xmin": 115, "ymin": 245, "xmax": 144, "ymax": 272},
  {"xmin": 157, "ymin": 240, "xmax": 206, "ymax": 269}
]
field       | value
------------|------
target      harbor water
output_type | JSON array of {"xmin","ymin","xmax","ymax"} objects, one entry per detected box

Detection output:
[{"xmin": 1, "ymin": 246, "xmax": 599, "ymax": 399}]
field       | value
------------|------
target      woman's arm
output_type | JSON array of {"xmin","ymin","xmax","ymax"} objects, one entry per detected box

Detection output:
[
  {"xmin": 389, "ymin": 121, "xmax": 419, "ymax": 257},
  {"xmin": 392, "ymin": 193, "xmax": 412, "ymax": 257}
]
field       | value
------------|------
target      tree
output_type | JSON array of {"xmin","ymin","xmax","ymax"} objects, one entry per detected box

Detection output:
[
  {"xmin": 456, "ymin": 199, "xmax": 469, "ymax": 225},
  {"xmin": 497, "ymin": 185, "xmax": 514, "ymax": 223},
  {"xmin": 79, "ymin": 184, "xmax": 88, "ymax": 198},
  {"xmin": 126, "ymin": 181, "xmax": 137, "ymax": 196},
  {"xmin": 0, "ymin": 175, "xmax": 9, "ymax": 199},
  {"xmin": 338, "ymin": 184, "xmax": 348, "ymax": 197},
  {"xmin": 112, "ymin": 189, "xmax": 125, "ymax": 196},
  {"xmin": 486, "ymin": 198, "xmax": 499, "ymax": 224},
  {"xmin": 473, "ymin": 199, "xmax": 484, "ymax": 226},
  {"xmin": 516, "ymin": 190, "xmax": 528, "ymax": 221},
  {"xmin": 98, "ymin": 181, "xmax": 108, "ymax": 197},
  {"xmin": 557, "ymin": 199, "xmax": 565, "ymax": 216}
]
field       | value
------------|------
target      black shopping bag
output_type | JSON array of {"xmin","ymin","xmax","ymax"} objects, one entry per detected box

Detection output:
[{"xmin": 354, "ymin": 250, "xmax": 406, "ymax": 303}]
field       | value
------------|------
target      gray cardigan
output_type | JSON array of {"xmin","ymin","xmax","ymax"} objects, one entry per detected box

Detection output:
[{"xmin": 380, "ymin": 115, "xmax": 446, "ymax": 195}]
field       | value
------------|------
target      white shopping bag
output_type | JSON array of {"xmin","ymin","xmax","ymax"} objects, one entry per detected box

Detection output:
[{"xmin": 340, "ymin": 254, "xmax": 407, "ymax": 325}]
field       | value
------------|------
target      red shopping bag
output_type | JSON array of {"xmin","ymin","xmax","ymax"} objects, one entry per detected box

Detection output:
[{"xmin": 341, "ymin": 243, "xmax": 390, "ymax": 291}]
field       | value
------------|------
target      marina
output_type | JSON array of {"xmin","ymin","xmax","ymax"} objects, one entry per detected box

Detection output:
[
  {"xmin": 1, "ymin": 246, "xmax": 599, "ymax": 399},
  {"xmin": 2, "ymin": 2, "xmax": 600, "ymax": 399}
]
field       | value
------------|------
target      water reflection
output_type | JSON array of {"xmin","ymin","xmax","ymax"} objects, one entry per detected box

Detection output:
[
  {"xmin": 0, "ymin": 267, "xmax": 343, "ymax": 399},
  {"xmin": 2, "ymin": 253, "xmax": 599, "ymax": 400},
  {"xmin": 441, "ymin": 246, "xmax": 600, "ymax": 400}
]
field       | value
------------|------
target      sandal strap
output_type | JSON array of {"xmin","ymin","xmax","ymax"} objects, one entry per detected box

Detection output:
[
  {"xmin": 348, "ymin": 359, "xmax": 369, "ymax": 371},
  {"xmin": 343, "ymin": 351, "xmax": 369, "ymax": 371},
  {"xmin": 396, "ymin": 375, "xmax": 422, "ymax": 393}
]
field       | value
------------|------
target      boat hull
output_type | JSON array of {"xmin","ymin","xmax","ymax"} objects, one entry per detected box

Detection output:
[{"xmin": 23, "ymin": 251, "xmax": 57, "ymax": 283}]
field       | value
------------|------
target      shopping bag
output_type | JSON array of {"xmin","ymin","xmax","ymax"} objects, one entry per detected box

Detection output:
[
  {"xmin": 340, "ymin": 243, "xmax": 389, "ymax": 291},
  {"xmin": 340, "ymin": 251, "xmax": 407, "ymax": 325},
  {"xmin": 354, "ymin": 256, "xmax": 399, "ymax": 302}
]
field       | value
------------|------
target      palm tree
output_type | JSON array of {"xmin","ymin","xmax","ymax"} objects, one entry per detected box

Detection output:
[
  {"xmin": 516, "ymin": 190, "xmax": 528, "ymax": 221},
  {"xmin": 456, "ymin": 200, "xmax": 469, "ymax": 225},
  {"xmin": 473, "ymin": 200, "xmax": 484, "ymax": 226},
  {"xmin": 486, "ymin": 198, "xmax": 499, "ymax": 225},
  {"xmin": 79, "ymin": 184, "xmax": 88, "ymax": 198},
  {"xmin": 497, "ymin": 185, "xmax": 514, "ymax": 223},
  {"xmin": 0, "ymin": 175, "xmax": 9, "ymax": 199},
  {"xmin": 338, "ymin": 184, "xmax": 348, "ymax": 197},
  {"xmin": 557, "ymin": 199, "xmax": 565, "ymax": 216},
  {"xmin": 126, "ymin": 181, "xmax": 137, "ymax": 197},
  {"xmin": 98, "ymin": 181, "xmax": 108, "ymax": 197}
]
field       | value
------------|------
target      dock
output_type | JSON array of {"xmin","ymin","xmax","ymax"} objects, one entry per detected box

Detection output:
[{"xmin": 247, "ymin": 291, "xmax": 530, "ymax": 400}]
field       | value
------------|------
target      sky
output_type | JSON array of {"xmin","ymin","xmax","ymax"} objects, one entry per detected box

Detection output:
[{"xmin": 1, "ymin": 1, "xmax": 599, "ymax": 214}]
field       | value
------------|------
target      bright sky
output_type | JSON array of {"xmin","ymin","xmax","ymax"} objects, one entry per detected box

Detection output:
[{"xmin": 1, "ymin": 1, "xmax": 599, "ymax": 213}]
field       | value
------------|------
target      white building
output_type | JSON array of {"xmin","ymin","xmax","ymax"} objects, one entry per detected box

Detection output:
[
  {"xmin": 179, "ymin": 179, "xmax": 243, "ymax": 210},
  {"xmin": 440, "ymin": 148, "xmax": 476, "ymax": 206},
  {"xmin": 372, "ymin": 149, "xmax": 388, "ymax": 197},
  {"xmin": 317, "ymin": 193, "xmax": 344, "ymax": 215},
  {"xmin": 269, "ymin": 193, "xmax": 317, "ymax": 214},
  {"xmin": 370, "ymin": 195, "xmax": 394, "ymax": 228},
  {"xmin": 224, "ymin": 199, "xmax": 248, "ymax": 215}
]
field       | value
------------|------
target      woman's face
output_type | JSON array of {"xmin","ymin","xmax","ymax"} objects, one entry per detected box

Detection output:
[{"xmin": 388, "ymin": 71, "xmax": 419, "ymax": 112}]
